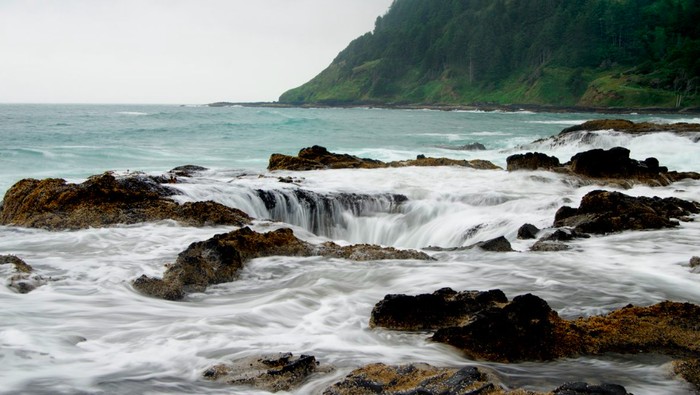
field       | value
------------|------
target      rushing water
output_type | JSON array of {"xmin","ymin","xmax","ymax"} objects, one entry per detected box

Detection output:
[{"xmin": 1, "ymin": 104, "xmax": 699, "ymax": 394}]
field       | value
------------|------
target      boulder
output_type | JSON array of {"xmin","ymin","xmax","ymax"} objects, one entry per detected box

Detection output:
[
  {"xmin": 554, "ymin": 190, "xmax": 699, "ymax": 234},
  {"xmin": 169, "ymin": 164, "xmax": 208, "ymax": 177},
  {"xmin": 506, "ymin": 152, "xmax": 561, "ymax": 171},
  {"xmin": 432, "ymin": 293, "xmax": 561, "ymax": 362},
  {"xmin": 134, "ymin": 227, "xmax": 431, "ymax": 300},
  {"xmin": 569, "ymin": 147, "xmax": 665, "ymax": 179},
  {"xmin": 203, "ymin": 353, "xmax": 320, "ymax": 392},
  {"xmin": 369, "ymin": 288, "xmax": 507, "ymax": 331},
  {"xmin": 0, "ymin": 172, "xmax": 251, "ymax": 230},
  {"xmin": 517, "ymin": 223, "xmax": 540, "ymax": 239},
  {"xmin": 268, "ymin": 146, "xmax": 500, "ymax": 171},
  {"xmin": 530, "ymin": 240, "xmax": 570, "ymax": 252},
  {"xmin": 424, "ymin": 236, "xmax": 514, "ymax": 253}
]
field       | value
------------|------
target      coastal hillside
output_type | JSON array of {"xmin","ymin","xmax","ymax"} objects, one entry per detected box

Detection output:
[{"xmin": 280, "ymin": 0, "xmax": 700, "ymax": 109}]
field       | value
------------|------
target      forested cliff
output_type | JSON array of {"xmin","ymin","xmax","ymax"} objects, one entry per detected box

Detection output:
[{"xmin": 279, "ymin": 0, "xmax": 700, "ymax": 109}]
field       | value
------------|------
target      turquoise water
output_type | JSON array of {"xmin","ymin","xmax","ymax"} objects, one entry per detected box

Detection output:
[
  {"xmin": 1, "ymin": 104, "xmax": 700, "ymax": 394},
  {"xmin": 3, "ymin": 104, "xmax": 697, "ymax": 196}
]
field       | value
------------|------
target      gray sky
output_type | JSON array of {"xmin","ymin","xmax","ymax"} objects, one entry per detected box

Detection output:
[{"xmin": 0, "ymin": 0, "xmax": 393, "ymax": 104}]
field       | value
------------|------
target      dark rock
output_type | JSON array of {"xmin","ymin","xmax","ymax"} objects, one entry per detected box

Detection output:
[
  {"xmin": 691, "ymin": 257, "xmax": 700, "ymax": 268},
  {"xmin": 507, "ymin": 152, "xmax": 561, "ymax": 171},
  {"xmin": 0, "ymin": 172, "xmax": 251, "ymax": 230},
  {"xmin": 560, "ymin": 119, "xmax": 700, "ymax": 135},
  {"xmin": 169, "ymin": 165, "xmax": 208, "ymax": 177},
  {"xmin": 436, "ymin": 142, "xmax": 487, "ymax": 151},
  {"xmin": 322, "ymin": 363, "xmax": 503, "ymax": 395},
  {"xmin": 0, "ymin": 254, "xmax": 32, "ymax": 273},
  {"xmin": 570, "ymin": 147, "xmax": 658, "ymax": 179},
  {"xmin": 203, "ymin": 353, "xmax": 320, "ymax": 392},
  {"xmin": 542, "ymin": 229, "xmax": 590, "ymax": 242},
  {"xmin": 554, "ymin": 382, "xmax": 630, "ymax": 395},
  {"xmin": 554, "ymin": 190, "xmax": 700, "ymax": 234},
  {"xmin": 432, "ymin": 294, "xmax": 560, "ymax": 362},
  {"xmin": 268, "ymin": 146, "xmax": 501, "ymax": 171},
  {"xmin": 517, "ymin": 223, "xmax": 540, "ymax": 239},
  {"xmin": 369, "ymin": 288, "xmax": 507, "ymax": 331},
  {"xmin": 530, "ymin": 240, "xmax": 570, "ymax": 252},
  {"xmin": 476, "ymin": 236, "xmax": 514, "ymax": 252},
  {"xmin": 134, "ymin": 227, "xmax": 431, "ymax": 300}
]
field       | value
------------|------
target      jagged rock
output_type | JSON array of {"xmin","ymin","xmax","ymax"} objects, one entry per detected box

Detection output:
[
  {"xmin": 372, "ymin": 288, "xmax": 700, "ymax": 370},
  {"xmin": 268, "ymin": 146, "xmax": 501, "ymax": 171},
  {"xmin": 517, "ymin": 223, "xmax": 540, "ymax": 239},
  {"xmin": 554, "ymin": 190, "xmax": 699, "ymax": 234},
  {"xmin": 553, "ymin": 382, "xmax": 630, "ymax": 395},
  {"xmin": 133, "ymin": 227, "xmax": 431, "ymax": 300},
  {"xmin": 432, "ymin": 294, "xmax": 561, "ymax": 362},
  {"xmin": 0, "ymin": 172, "xmax": 251, "ymax": 230},
  {"xmin": 0, "ymin": 255, "xmax": 47, "ymax": 293},
  {"xmin": 690, "ymin": 257, "xmax": 700, "ymax": 268},
  {"xmin": 541, "ymin": 229, "xmax": 590, "ymax": 242},
  {"xmin": 369, "ymin": 288, "xmax": 507, "ymax": 331},
  {"xmin": 507, "ymin": 152, "xmax": 561, "ymax": 171},
  {"xmin": 203, "ymin": 353, "xmax": 320, "ymax": 392},
  {"xmin": 530, "ymin": 240, "xmax": 570, "ymax": 252},
  {"xmin": 569, "ymin": 147, "xmax": 666, "ymax": 179}
]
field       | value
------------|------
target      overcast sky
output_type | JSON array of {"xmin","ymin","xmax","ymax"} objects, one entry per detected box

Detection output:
[{"xmin": 0, "ymin": 0, "xmax": 393, "ymax": 104}]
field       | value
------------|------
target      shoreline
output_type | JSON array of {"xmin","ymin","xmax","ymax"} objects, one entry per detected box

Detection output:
[{"xmin": 208, "ymin": 101, "xmax": 700, "ymax": 115}]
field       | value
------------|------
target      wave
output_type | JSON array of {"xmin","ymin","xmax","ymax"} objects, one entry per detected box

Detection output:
[{"xmin": 116, "ymin": 111, "xmax": 149, "ymax": 116}]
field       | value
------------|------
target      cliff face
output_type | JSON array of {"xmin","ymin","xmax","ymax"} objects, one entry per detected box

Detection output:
[{"xmin": 280, "ymin": 0, "xmax": 700, "ymax": 109}]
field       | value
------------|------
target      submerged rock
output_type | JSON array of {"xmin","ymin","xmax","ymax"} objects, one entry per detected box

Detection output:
[
  {"xmin": 690, "ymin": 256, "xmax": 700, "ymax": 268},
  {"xmin": 436, "ymin": 142, "xmax": 487, "ymax": 151},
  {"xmin": 675, "ymin": 358, "xmax": 700, "ymax": 391},
  {"xmin": 553, "ymin": 382, "xmax": 630, "ymax": 395},
  {"xmin": 424, "ymin": 236, "xmax": 514, "ymax": 253},
  {"xmin": 0, "ymin": 172, "xmax": 251, "ymax": 230},
  {"xmin": 203, "ymin": 352, "xmax": 321, "ymax": 392},
  {"xmin": 554, "ymin": 190, "xmax": 699, "ymax": 234},
  {"xmin": 169, "ymin": 164, "xmax": 208, "ymax": 177},
  {"xmin": 268, "ymin": 145, "xmax": 501, "ymax": 171},
  {"xmin": 133, "ymin": 227, "xmax": 431, "ymax": 300},
  {"xmin": 0, "ymin": 255, "xmax": 47, "ymax": 293},
  {"xmin": 530, "ymin": 240, "xmax": 570, "ymax": 252},
  {"xmin": 369, "ymin": 288, "xmax": 507, "ymax": 331}
]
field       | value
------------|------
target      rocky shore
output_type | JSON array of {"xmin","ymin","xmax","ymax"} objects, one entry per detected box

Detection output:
[{"xmin": 2, "ymin": 119, "xmax": 700, "ymax": 393}]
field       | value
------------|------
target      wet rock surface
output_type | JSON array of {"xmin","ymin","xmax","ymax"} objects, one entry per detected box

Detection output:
[
  {"xmin": 553, "ymin": 382, "xmax": 630, "ymax": 395},
  {"xmin": 560, "ymin": 119, "xmax": 700, "ymax": 136},
  {"xmin": 517, "ymin": 223, "xmax": 540, "ymax": 239},
  {"xmin": 134, "ymin": 227, "xmax": 431, "ymax": 300},
  {"xmin": 507, "ymin": 152, "xmax": 561, "ymax": 171},
  {"xmin": 371, "ymin": 288, "xmax": 700, "ymax": 373},
  {"xmin": 0, "ymin": 172, "xmax": 251, "ymax": 230},
  {"xmin": 508, "ymin": 146, "xmax": 700, "ymax": 186},
  {"xmin": 323, "ymin": 364, "xmax": 513, "ymax": 395},
  {"xmin": 0, "ymin": 255, "xmax": 47, "ymax": 293},
  {"xmin": 203, "ymin": 352, "xmax": 321, "ymax": 392},
  {"xmin": 425, "ymin": 236, "xmax": 514, "ymax": 253},
  {"xmin": 554, "ymin": 189, "xmax": 699, "ymax": 234},
  {"xmin": 370, "ymin": 288, "xmax": 507, "ymax": 331},
  {"xmin": 268, "ymin": 145, "xmax": 501, "ymax": 171}
]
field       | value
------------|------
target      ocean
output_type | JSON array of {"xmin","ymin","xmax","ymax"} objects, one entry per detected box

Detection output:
[{"xmin": 1, "ymin": 104, "xmax": 699, "ymax": 394}]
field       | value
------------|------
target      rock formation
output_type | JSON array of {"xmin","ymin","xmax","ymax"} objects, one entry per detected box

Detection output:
[
  {"xmin": 507, "ymin": 146, "xmax": 700, "ymax": 186},
  {"xmin": 268, "ymin": 145, "xmax": 501, "ymax": 171},
  {"xmin": 203, "ymin": 353, "xmax": 321, "ymax": 392},
  {"xmin": 554, "ymin": 190, "xmax": 699, "ymax": 234},
  {"xmin": 133, "ymin": 227, "xmax": 431, "ymax": 300},
  {"xmin": 370, "ymin": 288, "xmax": 700, "ymax": 374},
  {"xmin": 0, "ymin": 172, "xmax": 251, "ymax": 230}
]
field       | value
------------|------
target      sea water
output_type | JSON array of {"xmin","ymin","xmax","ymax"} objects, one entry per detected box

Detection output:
[{"xmin": 0, "ymin": 104, "xmax": 699, "ymax": 394}]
